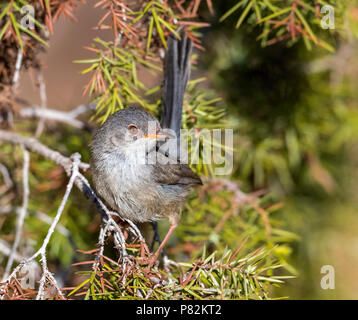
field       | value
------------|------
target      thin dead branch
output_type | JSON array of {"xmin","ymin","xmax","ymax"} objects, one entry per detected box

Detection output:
[
  {"xmin": 2, "ymin": 146, "xmax": 30, "ymax": 280},
  {"xmin": 0, "ymin": 153, "xmax": 81, "ymax": 300},
  {"xmin": 0, "ymin": 130, "xmax": 90, "ymax": 173},
  {"xmin": 35, "ymin": 71, "xmax": 47, "ymax": 137}
]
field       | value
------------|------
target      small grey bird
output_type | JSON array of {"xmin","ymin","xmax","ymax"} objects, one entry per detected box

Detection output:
[{"xmin": 90, "ymin": 32, "xmax": 201, "ymax": 262}]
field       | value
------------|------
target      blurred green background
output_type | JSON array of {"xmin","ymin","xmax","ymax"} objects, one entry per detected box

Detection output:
[{"xmin": 201, "ymin": 1, "xmax": 358, "ymax": 299}]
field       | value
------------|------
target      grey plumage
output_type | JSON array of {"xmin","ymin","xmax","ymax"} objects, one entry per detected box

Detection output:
[
  {"xmin": 90, "ymin": 107, "xmax": 201, "ymax": 225},
  {"xmin": 90, "ymin": 31, "xmax": 200, "ymax": 259}
]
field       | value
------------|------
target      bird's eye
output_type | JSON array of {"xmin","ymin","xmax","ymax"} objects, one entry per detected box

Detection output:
[{"xmin": 128, "ymin": 124, "xmax": 140, "ymax": 135}]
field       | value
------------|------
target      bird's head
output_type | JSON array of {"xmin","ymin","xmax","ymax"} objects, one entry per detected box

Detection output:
[{"xmin": 90, "ymin": 108, "xmax": 173, "ymax": 158}]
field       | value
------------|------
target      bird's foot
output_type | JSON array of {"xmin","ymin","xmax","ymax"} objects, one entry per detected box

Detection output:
[
  {"xmin": 136, "ymin": 253, "xmax": 159, "ymax": 268},
  {"xmin": 120, "ymin": 254, "xmax": 135, "ymax": 269},
  {"xmin": 140, "ymin": 240, "xmax": 151, "ymax": 257},
  {"xmin": 147, "ymin": 254, "xmax": 159, "ymax": 268}
]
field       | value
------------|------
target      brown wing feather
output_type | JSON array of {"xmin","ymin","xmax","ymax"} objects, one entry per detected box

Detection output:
[{"xmin": 152, "ymin": 163, "xmax": 202, "ymax": 186}]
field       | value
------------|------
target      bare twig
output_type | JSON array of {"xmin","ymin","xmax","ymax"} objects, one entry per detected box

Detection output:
[
  {"xmin": 36, "ymin": 153, "xmax": 80, "ymax": 300},
  {"xmin": 0, "ymin": 162, "xmax": 13, "ymax": 195},
  {"xmin": 68, "ymin": 103, "xmax": 96, "ymax": 118},
  {"xmin": 35, "ymin": 71, "xmax": 47, "ymax": 137},
  {"xmin": 0, "ymin": 205, "xmax": 70, "ymax": 237},
  {"xmin": 212, "ymin": 179, "xmax": 272, "ymax": 237},
  {"xmin": 0, "ymin": 163, "xmax": 13, "ymax": 189},
  {"xmin": 2, "ymin": 146, "xmax": 30, "ymax": 280},
  {"xmin": 18, "ymin": 101, "xmax": 96, "ymax": 130},
  {"xmin": 19, "ymin": 106, "xmax": 90, "ymax": 130},
  {"xmin": 12, "ymin": 49, "xmax": 23, "ymax": 92},
  {"xmin": 0, "ymin": 130, "xmax": 90, "ymax": 173},
  {"xmin": 17, "ymin": 102, "xmax": 96, "ymax": 129},
  {"xmin": 0, "ymin": 239, "xmax": 23, "ymax": 263},
  {"xmin": 1, "ymin": 153, "xmax": 81, "ymax": 300}
]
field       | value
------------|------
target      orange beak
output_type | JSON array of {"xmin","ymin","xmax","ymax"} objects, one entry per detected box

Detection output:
[{"xmin": 143, "ymin": 131, "xmax": 173, "ymax": 140}]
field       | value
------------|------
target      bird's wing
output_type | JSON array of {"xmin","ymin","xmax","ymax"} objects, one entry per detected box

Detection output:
[
  {"xmin": 151, "ymin": 162, "xmax": 202, "ymax": 186},
  {"xmin": 145, "ymin": 143, "xmax": 202, "ymax": 186}
]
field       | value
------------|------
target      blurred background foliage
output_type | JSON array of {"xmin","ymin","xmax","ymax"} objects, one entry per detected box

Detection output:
[
  {"xmin": 1, "ymin": 0, "xmax": 358, "ymax": 299},
  {"xmin": 202, "ymin": 0, "xmax": 358, "ymax": 298}
]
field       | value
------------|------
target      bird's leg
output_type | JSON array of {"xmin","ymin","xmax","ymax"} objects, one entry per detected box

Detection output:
[
  {"xmin": 152, "ymin": 223, "xmax": 176, "ymax": 260},
  {"xmin": 150, "ymin": 221, "xmax": 160, "ymax": 251},
  {"xmin": 150, "ymin": 221, "xmax": 167, "ymax": 259},
  {"xmin": 147, "ymin": 216, "xmax": 178, "ymax": 267}
]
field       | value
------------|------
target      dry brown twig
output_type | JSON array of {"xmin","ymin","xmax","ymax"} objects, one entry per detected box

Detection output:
[{"xmin": 211, "ymin": 179, "xmax": 272, "ymax": 237}]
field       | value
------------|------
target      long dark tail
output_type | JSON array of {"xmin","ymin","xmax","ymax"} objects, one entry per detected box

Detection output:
[
  {"xmin": 148, "ymin": 31, "xmax": 193, "ymax": 255},
  {"xmin": 160, "ymin": 31, "xmax": 193, "ymax": 140}
]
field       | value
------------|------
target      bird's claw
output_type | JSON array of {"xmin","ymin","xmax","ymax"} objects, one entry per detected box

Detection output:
[{"xmin": 136, "ymin": 254, "xmax": 159, "ymax": 268}]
